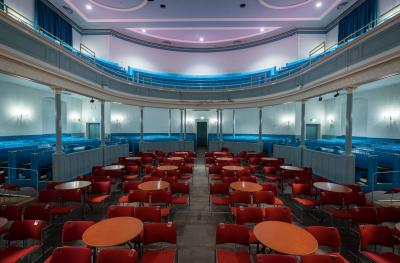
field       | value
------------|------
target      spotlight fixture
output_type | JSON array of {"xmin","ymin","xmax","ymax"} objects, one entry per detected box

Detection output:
[
  {"xmin": 318, "ymin": 96, "xmax": 323, "ymax": 101},
  {"xmin": 259, "ymin": 28, "xmax": 265, "ymax": 32},
  {"xmin": 85, "ymin": 4, "xmax": 92, "ymax": 10},
  {"xmin": 334, "ymin": 91, "xmax": 339, "ymax": 98},
  {"xmin": 199, "ymin": 37, "xmax": 204, "ymax": 42},
  {"xmin": 240, "ymin": 3, "xmax": 246, "ymax": 8},
  {"xmin": 90, "ymin": 97, "xmax": 95, "ymax": 103},
  {"xmin": 315, "ymin": 2, "xmax": 322, "ymax": 8},
  {"xmin": 160, "ymin": 4, "xmax": 166, "ymax": 8},
  {"xmin": 141, "ymin": 28, "xmax": 146, "ymax": 33}
]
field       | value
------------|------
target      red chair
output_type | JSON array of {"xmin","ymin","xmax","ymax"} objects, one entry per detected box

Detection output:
[
  {"xmin": 255, "ymin": 254, "xmax": 297, "ymax": 263},
  {"xmin": 150, "ymin": 191, "xmax": 172, "ymax": 219},
  {"xmin": 141, "ymin": 223, "xmax": 177, "ymax": 263},
  {"xmin": 134, "ymin": 206, "xmax": 162, "ymax": 223},
  {"xmin": 229, "ymin": 191, "xmax": 252, "ymax": 218},
  {"xmin": 46, "ymin": 182, "xmax": 63, "ymax": 190},
  {"xmin": 222, "ymin": 176, "xmax": 238, "ymax": 184},
  {"xmin": 44, "ymin": 247, "xmax": 91, "ymax": 263},
  {"xmin": 305, "ymin": 226, "xmax": 349, "ymax": 262},
  {"xmin": 301, "ymin": 254, "xmax": 345, "ymax": 263},
  {"xmin": 344, "ymin": 192, "xmax": 371, "ymax": 207},
  {"xmin": 97, "ymin": 248, "xmax": 139, "ymax": 263},
  {"xmin": 263, "ymin": 166, "xmax": 279, "ymax": 182},
  {"xmin": 128, "ymin": 190, "xmax": 150, "ymax": 206},
  {"xmin": 351, "ymin": 207, "xmax": 379, "ymax": 227},
  {"xmin": 171, "ymin": 182, "xmax": 190, "ymax": 205},
  {"xmin": 50, "ymin": 189, "xmax": 82, "ymax": 216},
  {"xmin": 23, "ymin": 204, "xmax": 50, "ymax": 221},
  {"xmin": 239, "ymin": 176, "xmax": 258, "ymax": 183},
  {"xmin": 124, "ymin": 166, "xmax": 139, "ymax": 181},
  {"xmin": 359, "ymin": 225, "xmax": 400, "ymax": 262},
  {"xmin": 209, "ymin": 183, "xmax": 230, "ymax": 212},
  {"xmin": 320, "ymin": 191, "xmax": 351, "ymax": 222},
  {"xmin": 236, "ymin": 207, "xmax": 263, "ymax": 244},
  {"xmin": 119, "ymin": 181, "xmax": 141, "ymax": 203},
  {"xmin": 377, "ymin": 207, "xmax": 400, "ymax": 224},
  {"xmin": 264, "ymin": 206, "xmax": 292, "ymax": 223},
  {"xmin": 86, "ymin": 181, "xmax": 111, "ymax": 208},
  {"xmin": 291, "ymin": 183, "xmax": 317, "ymax": 208},
  {"xmin": 260, "ymin": 183, "xmax": 283, "ymax": 205},
  {"xmin": 107, "ymin": 205, "xmax": 135, "ymax": 218},
  {"xmin": 215, "ymin": 223, "xmax": 251, "ymax": 263},
  {"xmin": 0, "ymin": 205, "xmax": 22, "ymax": 222},
  {"xmin": 208, "ymin": 165, "xmax": 222, "ymax": 181},
  {"xmin": 61, "ymin": 221, "xmax": 95, "ymax": 246},
  {"xmin": 253, "ymin": 191, "xmax": 276, "ymax": 207},
  {"xmin": 0, "ymin": 220, "xmax": 43, "ymax": 262}
]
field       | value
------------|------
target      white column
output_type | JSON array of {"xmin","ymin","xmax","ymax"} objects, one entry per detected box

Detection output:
[
  {"xmin": 54, "ymin": 87, "xmax": 63, "ymax": 154},
  {"xmin": 140, "ymin": 106, "xmax": 144, "ymax": 142},
  {"xmin": 100, "ymin": 100, "xmax": 106, "ymax": 147},
  {"xmin": 220, "ymin": 109, "xmax": 223, "ymax": 142},
  {"xmin": 184, "ymin": 109, "xmax": 187, "ymax": 140},
  {"xmin": 258, "ymin": 107, "xmax": 263, "ymax": 142},
  {"xmin": 233, "ymin": 109, "xmax": 236, "ymax": 138},
  {"xmin": 180, "ymin": 109, "xmax": 184, "ymax": 141},
  {"xmin": 345, "ymin": 88, "xmax": 354, "ymax": 156},
  {"xmin": 168, "ymin": 109, "xmax": 172, "ymax": 136},
  {"xmin": 300, "ymin": 100, "xmax": 306, "ymax": 148}
]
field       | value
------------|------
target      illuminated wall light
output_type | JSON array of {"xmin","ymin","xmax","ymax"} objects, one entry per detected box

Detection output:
[
  {"xmin": 69, "ymin": 112, "xmax": 81, "ymax": 122},
  {"xmin": 383, "ymin": 109, "xmax": 399, "ymax": 124},
  {"xmin": 10, "ymin": 106, "xmax": 32, "ymax": 120},
  {"xmin": 309, "ymin": 118, "xmax": 318, "ymax": 123},
  {"xmin": 111, "ymin": 114, "xmax": 125, "ymax": 124},
  {"xmin": 186, "ymin": 117, "xmax": 195, "ymax": 124},
  {"xmin": 281, "ymin": 115, "xmax": 295, "ymax": 126},
  {"xmin": 210, "ymin": 118, "xmax": 218, "ymax": 124},
  {"xmin": 200, "ymin": 116, "xmax": 205, "ymax": 120}
]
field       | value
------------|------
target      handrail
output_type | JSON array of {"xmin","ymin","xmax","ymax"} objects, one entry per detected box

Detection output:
[
  {"xmin": 370, "ymin": 170, "xmax": 400, "ymax": 203},
  {"xmin": 0, "ymin": 1, "xmax": 399, "ymax": 91},
  {"xmin": 0, "ymin": 167, "xmax": 40, "ymax": 192}
]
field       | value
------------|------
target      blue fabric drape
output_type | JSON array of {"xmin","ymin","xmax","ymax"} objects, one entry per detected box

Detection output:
[
  {"xmin": 35, "ymin": 0, "xmax": 72, "ymax": 45},
  {"xmin": 338, "ymin": 0, "xmax": 377, "ymax": 42}
]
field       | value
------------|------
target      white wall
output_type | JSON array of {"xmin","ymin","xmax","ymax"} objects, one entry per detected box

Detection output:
[
  {"xmin": 5, "ymin": 0, "xmax": 35, "ymax": 21},
  {"xmin": 326, "ymin": 25, "xmax": 339, "ymax": 48},
  {"xmin": 263, "ymin": 103, "xmax": 299, "ymax": 135},
  {"xmin": 80, "ymin": 35, "xmax": 111, "ymax": 60},
  {"xmin": 297, "ymin": 34, "xmax": 326, "ymax": 58}
]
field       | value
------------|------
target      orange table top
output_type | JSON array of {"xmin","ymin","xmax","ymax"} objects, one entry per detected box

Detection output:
[
  {"xmin": 102, "ymin": 165, "xmax": 125, "ymax": 171},
  {"xmin": 230, "ymin": 181, "xmax": 262, "ymax": 193},
  {"xmin": 313, "ymin": 182, "xmax": 352, "ymax": 193},
  {"xmin": 213, "ymin": 152, "xmax": 231, "ymax": 156},
  {"xmin": 157, "ymin": 165, "xmax": 179, "ymax": 171},
  {"xmin": 138, "ymin": 180, "xmax": 170, "ymax": 191},
  {"xmin": 253, "ymin": 221, "xmax": 318, "ymax": 256},
  {"xmin": 280, "ymin": 165, "xmax": 304, "ymax": 172},
  {"xmin": 125, "ymin": 157, "xmax": 142, "ymax": 161},
  {"xmin": 0, "ymin": 217, "xmax": 8, "ymax": 228},
  {"xmin": 54, "ymin": 181, "xmax": 91, "ymax": 190},
  {"xmin": 83, "ymin": 217, "xmax": 143, "ymax": 247},
  {"xmin": 167, "ymin": 157, "xmax": 184, "ymax": 161},
  {"xmin": 261, "ymin": 157, "xmax": 278, "ymax": 161},
  {"xmin": 223, "ymin": 165, "xmax": 244, "ymax": 172},
  {"xmin": 216, "ymin": 157, "xmax": 233, "ymax": 161},
  {"xmin": 173, "ymin": 151, "xmax": 189, "ymax": 155}
]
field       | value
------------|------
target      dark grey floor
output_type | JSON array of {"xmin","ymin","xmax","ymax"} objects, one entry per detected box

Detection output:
[{"xmin": 39, "ymin": 148, "xmax": 373, "ymax": 263}]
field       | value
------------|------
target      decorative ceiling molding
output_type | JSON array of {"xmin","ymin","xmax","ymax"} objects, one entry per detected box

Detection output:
[
  {"xmin": 257, "ymin": 0, "xmax": 314, "ymax": 10},
  {"xmin": 88, "ymin": 0, "xmax": 148, "ymax": 12}
]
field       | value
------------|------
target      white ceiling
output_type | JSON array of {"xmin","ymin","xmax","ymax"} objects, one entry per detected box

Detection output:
[{"xmin": 50, "ymin": 0, "xmax": 357, "ymax": 49}]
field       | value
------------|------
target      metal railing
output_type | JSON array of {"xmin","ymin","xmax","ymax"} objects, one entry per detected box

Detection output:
[{"xmin": 0, "ymin": 2, "xmax": 399, "ymax": 91}]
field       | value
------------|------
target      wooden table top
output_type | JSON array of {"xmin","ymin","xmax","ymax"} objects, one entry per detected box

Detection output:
[
  {"xmin": 230, "ymin": 181, "xmax": 262, "ymax": 193},
  {"xmin": 173, "ymin": 151, "xmax": 189, "ymax": 155},
  {"xmin": 54, "ymin": 181, "xmax": 91, "ymax": 190},
  {"xmin": 213, "ymin": 152, "xmax": 231, "ymax": 156},
  {"xmin": 261, "ymin": 157, "xmax": 278, "ymax": 161},
  {"xmin": 125, "ymin": 157, "xmax": 142, "ymax": 161},
  {"xmin": 157, "ymin": 165, "xmax": 179, "ymax": 171},
  {"xmin": 0, "ymin": 217, "xmax": 8, "ymax": 228},
  {"xmin": 313, "ymin": 182, "xmax": 352, "ymax": 193},
  {"xmin": 0, "ymin": 195, "xmax": 36, "ymax": 206},
  {"xmin": 223, "ymin": 165, "xmax": 244, "ymax": 172},
  {"xmin": 83, "ymin": 217, "xmax": 143, "ymax": 247},
  {"xmin": 102, "ymin": 165, "xmax": 125, "ymax": 171},
  {"xmin": 167, "ymin": 157, "xmax": 184, "ymax": 161},
  {"xmin": 138, "ymin": 180, "xmax": 170, "ymax": 191},
  {"xmin": 280, "ymin": 165, "xmax": 304, "ymax": 172},
  {"xmin": 253, "ymin": 221, "xmax": 318, "ymax": 256},
  {"xmin": 216, "ymin": 157, "xmax": 233, "ymax": 161}
]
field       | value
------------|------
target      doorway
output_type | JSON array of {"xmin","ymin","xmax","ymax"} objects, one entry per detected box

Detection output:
[
  {"xmin": 86, "ymin": 123, "xmax": 100, "ymax": 139},
  {"xmin": 196, "ymin": 121, "xmax": 208, "ymax": 147},
  {"xmin": 306, "ymin": 124, "xmax": 320, "ymax": 140}
]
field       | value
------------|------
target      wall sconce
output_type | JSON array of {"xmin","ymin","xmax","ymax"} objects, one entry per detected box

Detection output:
[
  {"xmin": 111, "ymin": 114, "xmax": 124, "ymax": 125},
  {"xmin": 186, "ymin": 117, "xmax": 195, "ymax": 124},
  {"xmin": 327, "ymin": 115, "xmax": 335, "ymax": 128},
  {"xmin": 69, "ymin": 112, "xmax": 81, "ymax": 122},
  {"xmin": 210, "ymin": 118, "xmax": 218, "ymax": 124},
  {"xmin": 309, "ymin": 118, "xmax": 318, "ymax": 123},
  {"xmin": 281, "ymin": 115, "xmax": 294, "ymax": 126},
  {"xmin": 383, "ymin": 110, "xmax": 399, "ymax": 125},
  {"xmin": 11, "ymin": 107, "xmax": 32, "ymax": 120}
]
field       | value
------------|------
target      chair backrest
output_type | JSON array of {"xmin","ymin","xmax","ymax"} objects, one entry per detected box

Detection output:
[
  {"xmin": 134, "ymin": 206, "xmax": 161, "ymax": 223},
  {"xmin": 46, "ymin": 181, "xmax": 63, "ymax": 190},
  {"xmin": 351, "ymin": 207, "xmax": 378, "ymax": 225},
  {"xmin": 38, "ymin": 189, "xmax": 58, "ymax": 203},
  {"xmin": 122, "ymin": 181, "xmax": 140, "ymax": 193},
  {"xmin": 60, "ymin": 189, "xmax": 82, "ymax": 203},
  {"xmin": 236, "ymin": 207, "xmax": 263, "ymax": 224},
  {"xmin": 359, "ymin": 225, "xmax": 397, "ymax": 249},
  {"xmin": 0, "ymin": 205, "xmax": 22, "ymax": 221},
  {"xmin": 209, "ymin": 183, "xmax": 229, "ymax": 195},
  {"xmin": 49, "ymin": 247, "xmax": 92, "ymax": 263},
  {"xmin": 222, "ymin": 176, "xmax": 239, "ymax": 184},
  {"xmin": 239, "ymin": 176, "xmax": 257, "ymax": 183},
  {"xmin": 107, "ymin": 205, "xmax": 135, "ymax": 218},
  {"xmin": 143, "ymin": 223, "xmax": 177, "ymax": 245},
  {"xmin": 229, "ymin": 191, "xmax": 252, "ymax": 206},
  {"xmin": 150, "ymin": 191, "xmax": 172, "ymax": 205},
  {"xmin": 171, "ymin": 182, "xmax": 190, "ymax": 194},
  {"xmin": 97, "ymin": 248, "xmax": 138, "ymax": 263},
  {"xmin": 344, "ymin": 184, "xmax": 361, "ymax": 192},
  {"xmin": 128, "ymin": 190, "xmax": 149, "ymax": 204},
  {"xmin": 216, "ymin": 223, "xmax": 249, "ymax": 246},
  {"xmin": 260, "ymin": 183, "xmax": 279, "ymax": 195},
  {"xmin": 304, "ymin": 226, "xmax": 341, "ymax": 250},
  {"xmin": 377, "ymin": 207, "xmax": 400, "ymax": 223},
  {"xmin": 291, "ymin": 183, "xmax": 313, "ymax": 196},
  {"xmin": 320, "ymin": 191, "xmax": 343, "ymax": 206},
  {"xmin": 253, "ymin": 191, "xmax": 275, "ymax": 206},
  {"xmin": 62, "ymin": 221, "xmax": 95, "ymax": 244},
  {"xmin": 255, "ymin": 254, "xmax": 297, "ymax": 263},
  {"xmin": 301, "ymin": 254, "xmax": 345, "ymax": 263},
  {"xmin": 23, "ymin": 204, "xmax": 50, "ymax": 221},
  {"xmin": 8, "ymin": 220, "xmax": 43, "ymax": 241},
  {"xmin": 344, "ymin": 192, "xmax": 368, "ymax": 206},
  {"xmin": 91, "ymin": 181, "xmax": 111, "ymax": 195},
  {"xmin": 264, "ymin": 206, "xmax": 292, "ymax": 223},
  {"xmin": 125, "ymin": 166, "xmax": 139, "ymax": 174}
]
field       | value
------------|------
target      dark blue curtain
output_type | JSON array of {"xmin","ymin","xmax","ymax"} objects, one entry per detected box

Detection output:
[
  {"xmin": 35, "ymin": 0, "xmax": 72, "ymax": 45},
  {"xmin": 338, "ymin": 0, "xmax": 377, "ymax": 42}
]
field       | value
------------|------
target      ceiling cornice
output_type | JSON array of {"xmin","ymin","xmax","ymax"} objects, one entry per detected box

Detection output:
[{"xmin": 43, "ymin": 0, "xmax": 362, "ymax": 52}]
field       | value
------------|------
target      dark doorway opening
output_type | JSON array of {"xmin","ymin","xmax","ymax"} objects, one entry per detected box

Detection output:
[{"xmin": 196, "ymin": 121, "xmax": 208, "ymax": 147}]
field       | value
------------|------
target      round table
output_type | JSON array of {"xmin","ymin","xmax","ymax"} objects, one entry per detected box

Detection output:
[
  {"xmin": 83, "ymin": 217, "xmax": 143, "ymax": 247},
  {"xmin": 261, "ymin": 157, "xmax": 278, "ymax": 161},
  {"xmin": 222, "ymin": 166, "xmax": 244, "ymax": 172},
  {"xmin": 216, "ymin": 157, "xmax": 233, "ymax": 162},
  {"xmin": 125, "ymin": 157, "xmax": 142, "ymax": 161},
  {"xmin": 167, "ymin": 157, "xmax": 184, "ymax": 161},
  {"xmin": 253, "ymin": 221, "xmax": 318, "ymax": 256},
  {"xmin": 102, "ymin": 165, "xmax": 125, "ymax": 171},
  {"xmin": 280, "ymin": 165, "xmax": 304, "ymax": 172},
  {"xmin": 214, "ymin": 152, "xmax": 231, "ymax": 156},
  {"xmin": 173, "ymin": 152, "xmax": 189, "ymax": 156},
  {"xmin": 157, "ymin": 165, "xmax": 179, "ymax": 172},
  {"xmin": 0, "ymin": 217, "xmax": 8, "ymax": 228},
  {"xmin": 54, "ymin": 181, "xmax": 91, "ymax": 190},
  {"xmin": 138, "ymin": 180, "xmax": 170, "ymax": 191},
  {"xmin": 230, "ymin": 181, "xmax": 262, "ymax": 193},
  {"xmin": 313, "ymin": 182, "xmax": 352, "ymax": 193}
]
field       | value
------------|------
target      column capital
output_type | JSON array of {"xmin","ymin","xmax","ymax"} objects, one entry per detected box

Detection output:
[
  {"xmin": 301, "ymin": 99, "xmax": 307, "ymax": 104},
  {"xmin": 52, "ymin": 86, "xmax": 63, "ymax": 94},
  {"xmin": 346, "ymin": 86, "xmax": 357, "ymax": 93}
]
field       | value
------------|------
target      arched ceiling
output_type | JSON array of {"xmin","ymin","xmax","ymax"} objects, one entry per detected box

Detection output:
[{"xmin": 49, "ymin": 0, "xmax": 357, "ymax": 50}]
